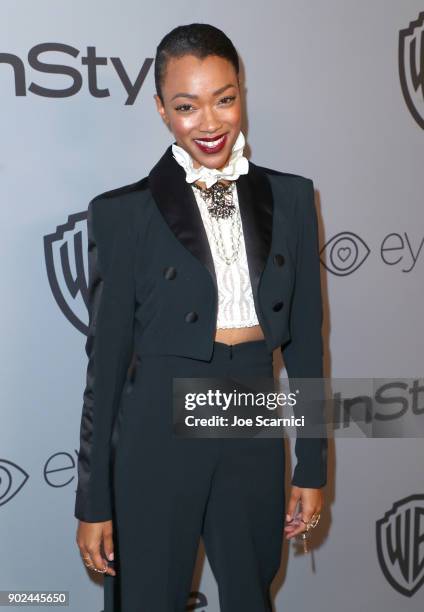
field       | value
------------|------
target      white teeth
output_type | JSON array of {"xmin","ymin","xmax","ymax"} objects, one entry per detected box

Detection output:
[{"xmin": 194, "ymin": 135, "xmax": 225, "ymax": 148}]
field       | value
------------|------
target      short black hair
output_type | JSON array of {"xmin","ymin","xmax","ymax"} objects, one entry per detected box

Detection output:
[{"xmin": 154, "ymin": 23, "xmax": 240, "ymax": 101}]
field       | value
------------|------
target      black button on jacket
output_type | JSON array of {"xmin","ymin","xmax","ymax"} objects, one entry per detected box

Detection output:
[{"xmin": 74, "ymin": 144, "xmax": 328, "ymax": 523}]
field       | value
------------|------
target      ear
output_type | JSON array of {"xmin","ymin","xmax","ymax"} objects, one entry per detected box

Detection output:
[{"xmin": 153, "ymin": 94, "xmax": 169, "ymax": 126}]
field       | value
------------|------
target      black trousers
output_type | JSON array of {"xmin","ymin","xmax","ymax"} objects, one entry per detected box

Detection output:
[{"xmin": 105, "ymin": 339, "xmax": 285, "ymax": 611}]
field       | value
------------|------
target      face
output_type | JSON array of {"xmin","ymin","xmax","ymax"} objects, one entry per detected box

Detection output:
[{"xmin": 154, "ymin": 54, "xmax": 242, "ymax": 170}]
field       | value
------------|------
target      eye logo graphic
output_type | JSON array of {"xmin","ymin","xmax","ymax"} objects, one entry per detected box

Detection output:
[
  {"xmin": 44, "ymin": 212, "xmax": 89, "ymax": 335},
  {"xmin": 320, "ymin": 231, "xmax": 370, "ymax": 276},
  {"xmin": 0, "ymin": 459, "xmax": 29, "ymax": 507},
  {"xmin": 187, "ymin": 591, "xmax": 208, "ymax": 610},
  {"xmin": 376, "ymin": 494, "xmax": 424, "ymax": 597},
  {"xmin": 399, "ymin": 12, "xmax": 424, "ymax": 129}
]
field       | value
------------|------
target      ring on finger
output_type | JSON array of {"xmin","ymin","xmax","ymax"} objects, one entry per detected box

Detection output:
[{"xmin": 309, "ymin": 513, "xmax": 321, "ymax": 528}]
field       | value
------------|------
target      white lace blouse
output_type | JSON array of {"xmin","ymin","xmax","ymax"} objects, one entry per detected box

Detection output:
[{"xmin": 191, "ymin": 182, "xmax": 259, "ymax": 329}]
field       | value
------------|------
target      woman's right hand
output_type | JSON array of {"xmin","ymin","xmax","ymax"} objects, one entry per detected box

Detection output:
[{"xmin": 76, "ymin": 520, "xmax": 116, "ymax": 576}]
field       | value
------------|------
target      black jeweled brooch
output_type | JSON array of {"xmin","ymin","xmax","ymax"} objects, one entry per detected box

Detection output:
[{"xmin": 192, "ymin": 180, "xmax": 236, "ymax": 220}]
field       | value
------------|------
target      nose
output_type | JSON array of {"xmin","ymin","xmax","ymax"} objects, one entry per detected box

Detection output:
[{"xmin": 199, "ymin": 105, "xmax": 222, "ymax": 133}]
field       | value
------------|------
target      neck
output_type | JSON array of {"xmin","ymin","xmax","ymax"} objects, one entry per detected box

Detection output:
[{"xmin": 192, "ymin": 151, "xmax": 232, "ymax": 172}]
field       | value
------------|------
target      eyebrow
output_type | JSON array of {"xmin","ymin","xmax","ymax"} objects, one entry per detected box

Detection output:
[{"xmin": 170, "ymin": 83, "xmax": 236, "ymax": 101}]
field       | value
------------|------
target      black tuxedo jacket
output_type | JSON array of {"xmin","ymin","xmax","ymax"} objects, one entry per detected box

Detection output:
[{"xmin": 74, "ymin": 144, "xmax": 328, "ymax": 523}]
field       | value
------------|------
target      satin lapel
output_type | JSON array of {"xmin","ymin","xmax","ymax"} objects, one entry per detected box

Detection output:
[
  {"xmin": 236, "ymin": 162, "xmax": 274, "ymax": 308},
  {"xmin": 148, "ymin": 144, "xmax": 217, "ymax": 292},
  {"xmin": 148, "ymin": 145, "xmax": 274, "ymax": 307}
]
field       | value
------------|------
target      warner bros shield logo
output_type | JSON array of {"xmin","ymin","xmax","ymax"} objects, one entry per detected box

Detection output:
[
  {"xmin": 44, "ymin": 211, "xmax": 89, "ymax": 335},
  {"xmin": 376, "ymin": 494, "xmax": 424, "ymax": 597},
  {"xmin": 399, "ymin": 12, "xmax": 424, "ymax": 129}
]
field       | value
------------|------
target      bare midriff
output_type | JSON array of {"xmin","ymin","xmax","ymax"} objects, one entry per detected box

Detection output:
[{"xmin": 214, "ymin": 324, "xmax": 265, "ymax": 345}]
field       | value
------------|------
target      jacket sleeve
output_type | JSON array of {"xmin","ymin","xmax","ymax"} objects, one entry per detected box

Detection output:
[
  {"xmin": 281, "ymin": 177, "xmax": 328, "ymax": 488},
  {"xmin": 74, "ymin": 196, "xmax": 136, "ymax": 522}
]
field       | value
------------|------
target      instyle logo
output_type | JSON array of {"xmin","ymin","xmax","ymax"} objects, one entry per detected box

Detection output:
[
  {"xmin": 44, "ymin": 212, "xmax": 89, "ymax": 334},
  {"xmin": 330, "ymin": 377, "xmax": 424, "ymax": 436},
  {"xmin": 321, "ymin": 231, "xmax": 424, "ymax": 275},
  {"xmin": 376, "ymin": 494, "xmax": 424, "ymax": 597},
  {"xmin": 0, "ymin": 43, "xmax": 153, "ymax": 105},
  {"xmin": 399, "ymin": 12, "xmax": 424, "ymax": 129}
]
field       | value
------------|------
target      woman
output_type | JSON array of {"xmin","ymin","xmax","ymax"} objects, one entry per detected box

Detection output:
[{"xmin": 75, "ymin": 22, "xmax": 327, "ymax": 612}]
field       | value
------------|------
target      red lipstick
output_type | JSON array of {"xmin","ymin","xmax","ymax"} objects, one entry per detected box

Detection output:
[{"xmin": 193, "ymin": 133, "xmax": 228, "ymax": 155}]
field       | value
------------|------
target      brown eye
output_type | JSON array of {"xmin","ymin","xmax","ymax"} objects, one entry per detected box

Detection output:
[
  {"xmin": 175, "ymin": 104, "xmax": 193, "ymax": 112},
  {"xmin": 219, "ymin": 95, "xmax": 236, "ymax": 104}
]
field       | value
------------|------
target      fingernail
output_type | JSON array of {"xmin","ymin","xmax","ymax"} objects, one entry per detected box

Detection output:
[
  {"xmin": 108, "ymin": 552, "xmax": 114, "ymax": 561},
  {"xmin": 286, "ymin": 513, "xmax": 291, "ymax": 521}
]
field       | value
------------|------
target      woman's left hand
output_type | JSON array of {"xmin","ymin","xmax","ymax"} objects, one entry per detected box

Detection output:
[{"xmin": 284, "ymin": 485, "xmax": 323, "ymax": 539}]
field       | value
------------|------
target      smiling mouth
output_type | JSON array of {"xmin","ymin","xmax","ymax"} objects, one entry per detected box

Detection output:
[{"xmin": 193, "ymin": 133, "xmax": 228, "ymax": 152}]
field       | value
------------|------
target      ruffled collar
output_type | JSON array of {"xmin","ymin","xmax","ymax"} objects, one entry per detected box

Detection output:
[{"xmin": 171, "ymin": 129, "xmax": 249, "ymax": 188}]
